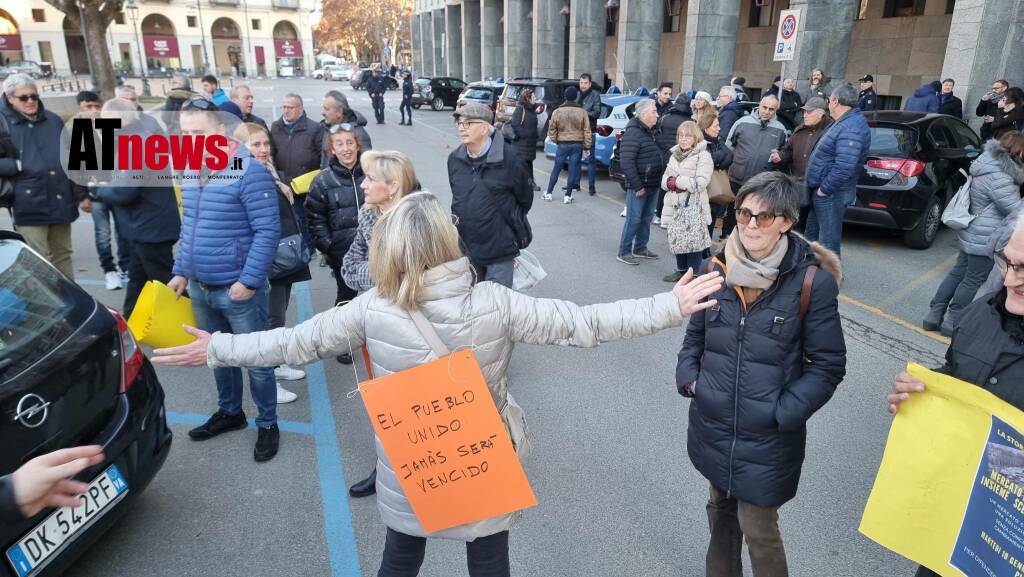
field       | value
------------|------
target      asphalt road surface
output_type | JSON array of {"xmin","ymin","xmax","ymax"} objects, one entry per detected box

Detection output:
[{"xmin": 28, "ymin": 78, "xmax": 964, "ymax": 577}]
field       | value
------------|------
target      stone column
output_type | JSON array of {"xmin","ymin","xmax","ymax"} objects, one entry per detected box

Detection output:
[
  {"xmin": 532, "ymin": 0, "xmax": 565, "ymax": 77},
  {"xmin": 482, "ymin": 0, "xmax": 506, "ymax": 79},
  {"xmin": 615, "ymin": 0, "xmax": 662, "ymax": 90},
  {"xmin": 786, "ymin": 0, "xmax": 859, "ymax": 95},
  {"xmin": 569, "ymin": 0, "xmax": 606, "ymax": 81},
  {"xmin": 446, "ymin": 4, "xmax": 464, "ymax": 78},
  {"xmin": 681, "ymin": 0, "xmax": 739, "ymax": 93},
  {"xmin": 463, "ymin": 0, "xmax": 483, "ymax": 81},
  {"xmin": 433, "ymin": 8, "xmax": 446, "ymax": 77},
  {"xmin": 940, "ymin": 0, "xmax": 1024, "ymax": 125},
  {"xmin": 421, "ymin": 12, "xmax": 435, "ymax": 77},
  {"xmin": 412, "ymin": 13, "xmax": 423, "ymax": 75},
  {"xmin": 505, "ymin": 0, "xmax": 533, "ymax": 78}
]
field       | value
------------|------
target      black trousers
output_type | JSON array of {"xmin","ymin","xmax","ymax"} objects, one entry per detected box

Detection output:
[
  {"xmin": 400, "ymin": 97, "xmax": 412, "ymax": 122},
  {"xmin": 123, "ymin": 240, "xmax": 175, "ymax": 318},
  {"xmin": 376, "ymin": 528, "xmax": 510, "ymax": 577},
  {"xmin": 372, "ymin": 94, "xmax": 386, "ymax": 123},
  {"xmin": 330, "ymin": 266, "xmax": 359, "ymax": 305}
]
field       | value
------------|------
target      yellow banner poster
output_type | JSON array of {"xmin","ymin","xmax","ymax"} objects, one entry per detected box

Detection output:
[{"xmin": 861, "ymin": 363, "xmax": 1024, "ymax": 577}]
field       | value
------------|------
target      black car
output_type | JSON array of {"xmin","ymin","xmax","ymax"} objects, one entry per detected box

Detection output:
[
  {"xmin": 847, "ymin": 111, "xmax": 981, "ymax": 248},
  {"xmin": 349, "ymin": 68, "xmax": 398, "ymax": 91},
  {"xmin": 411, "ymin": 77, "xmax": 468, "ymax": 111},
  {"xmin": 0, "ymin": 232, "xmax": 171, "ymax": 577}
]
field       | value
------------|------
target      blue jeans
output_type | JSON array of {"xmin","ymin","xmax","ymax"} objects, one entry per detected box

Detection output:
[
  {"xmin": 188, "ymin": 279, "xmax": 277, "ymax": 427},
  {"xmin": 92, "ymin": 201, "xmax": 131, "ymax": 273},
  {"xmin": 473, "ymin": 259, "xmax": 514, "ymax": 289},
  {"xmin": 547, "ymin": 143, "xmax": 584, "ymax": 197},
  {"xmin": 804, "ymin": 191, "xmax": 847, "ymax": 256},
  {"xmin": 618, "ymin": 188, "xmax": 659, "ymax": 256},
  {"xmin": 585, "ymin": 135, "xmax": 597, "ymax": 190},
  {"xmin": 675, "ymin": 252, "xmax": 704, "ymax": 273}
]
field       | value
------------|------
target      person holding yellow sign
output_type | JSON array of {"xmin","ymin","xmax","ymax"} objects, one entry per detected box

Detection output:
[
  {"xmin": 152, "ymin": 191, "xmax": 724, "ymax": 577},
  {"xmin": 889, "ymin": 214, "xmax": 1024, "ymax": 577}
]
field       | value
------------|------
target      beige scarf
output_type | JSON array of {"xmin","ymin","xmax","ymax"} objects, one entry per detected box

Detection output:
[
  {"xmin": 724, "ymin": 232, "xmax": 789, "ymax": 290},
  {"xmin": 265, "ymin": 162, "xmax": 294, "ymax": 204}
]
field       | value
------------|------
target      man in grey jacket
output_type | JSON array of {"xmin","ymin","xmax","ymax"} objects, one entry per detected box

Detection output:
[
  {"xmin": 722, "ymin": 94, "xmax": 788, "ymax": 237},
  {"xmin": 577, "ymin": 73, "xmax": 602, "ymax": 196}
]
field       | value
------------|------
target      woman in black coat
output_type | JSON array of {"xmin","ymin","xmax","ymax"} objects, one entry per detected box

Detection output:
[
  {"xmin": 677, "ymin": 172, "xmax": 845, "ymax": 576},
  {"xmin": 510, "ymin": 89, "xmax": 540, "ymax": 191},
  {"xmin": 698, "ymin": 113, "xmax": 734, "ymax": 238},
  {"xmin": 235, "ymin": 122, "xmax": 313, "ymax": 403}
]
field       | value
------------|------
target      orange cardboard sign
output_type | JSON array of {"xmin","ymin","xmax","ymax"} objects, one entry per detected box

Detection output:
[{"xmin": 358, "ymin": 349, "xmax": 537, "ymax": 533}]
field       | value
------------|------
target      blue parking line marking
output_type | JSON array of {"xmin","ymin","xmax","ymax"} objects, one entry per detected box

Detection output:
[
  {"xmin": 294, "ymin": 281, "xmax": 363, "ymax": 577},
  {"xmin": 165, "ymin": 411, "xmax": 315, "ymax": 436}
]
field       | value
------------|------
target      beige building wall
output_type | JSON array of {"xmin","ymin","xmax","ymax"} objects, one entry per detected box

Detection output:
[
  {"xmin": 659, "ymin": 28, "xmax": 685, "ymax": 88},
  {"xmin": 605, "ymin": 35, "xmax": 619, "ymax": 88},
  {"xmin": 846, "ymin": 0, "xmax": 952, "ymax": 100},
  {"xmin": 732, "ymin": 0, "xmax": 791, "ymax": 95}
]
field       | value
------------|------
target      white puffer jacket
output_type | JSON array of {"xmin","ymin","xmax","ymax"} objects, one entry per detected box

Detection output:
[{"xmin": 206, "ymin": 257, "xmax": 684, "ymax": 541}]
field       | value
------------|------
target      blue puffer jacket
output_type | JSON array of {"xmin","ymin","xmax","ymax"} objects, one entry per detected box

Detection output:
[
  {"xmin": 678, "ymin": 235, "xmax": 846, "ymax": 507},
  {"xmin": 806, "ymin": 108, "xmax": 871, "ymax": 199},
  {"xmin": 172, "ymin": 144, "xmax": 281, "ymax": 287},
  {"xmin": 904, "ymin": 82, "xmax": 940, "ymax": 113}
]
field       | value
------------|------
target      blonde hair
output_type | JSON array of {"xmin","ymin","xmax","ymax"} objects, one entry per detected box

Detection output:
[
  {"xmin": 676, "ymin": 120, "xmax": 704, "ymax": 149},
  {"xmin": 361, "ymin": 150, "xmax": 417, "ymax": 210},
  {"xmin": 694, "ymin": 105, "xmax": 718, "ymax": 127},
  {"xmin": 233, "ymin": 122, "xmax": 269, "ymax": 143},
  {"xmin": 368, "ymin": 192, "xmax": 463, "ymax": 310}
]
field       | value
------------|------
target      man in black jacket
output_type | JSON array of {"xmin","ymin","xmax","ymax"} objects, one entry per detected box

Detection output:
[
  {"xmin": 977, "ymin": 79, "xmax": 1008, "ymax": 141},
  {"xmin": 616, "ymin": 99, "xmax": 665, "ymax": 265},
  {"xmin": 778, "ymin": 78, "xmax": 804, "ymax": 128},
  {"xmin": 858, "ymin": 74, "xmax": 878, "ymax": 111},
  {"xmin": 448, "ymin": 102, "xmax": 532, "ymax": 287},
  {"xmin": 366, "ymin": 69, "xmax": 387, "ymax": 124},
  {"xmin": 399, "ymin": 71, "xmax": 413, "ymax": 125},
  {"xmin": 272, "ymin": 93, "xmax": 323, "ymax": 244},
  {"xmin": 938, "ymin": 78, "xmax": 964, "ymax": 118},
  {"xmin": 577, "ymin": 73, "xmax": 602, "ymax": 195},
  {"xmin": 890, "ymin": 218, "xmax": 1024, "ymax": 577},
  {"xmin": 230, "ymin": 85, "xmax": 268, "ymax": 129}
]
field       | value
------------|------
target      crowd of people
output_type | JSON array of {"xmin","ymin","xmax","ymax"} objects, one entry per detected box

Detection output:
[{"xmin": 1, "ymin": 65, "xmax": 1024, "ymax": 577}]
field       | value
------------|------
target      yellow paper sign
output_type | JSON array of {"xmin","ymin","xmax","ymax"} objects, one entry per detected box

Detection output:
[
  {"xmin": 358, "ymin": 349, "xmax": 537, "ymax": 533},
  {"xmin": 290, "ymin": 169, "xmax": 320, "ymax": 194},
  {"xmin": 127, "ymin": 280, "xmax": 197, "ymax": 348},
  {"xmin": 861, "ymin": 363, "xmax": 1024, "ymax": 577}
]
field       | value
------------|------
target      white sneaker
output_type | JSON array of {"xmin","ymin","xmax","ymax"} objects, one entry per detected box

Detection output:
[
  {"xmin": 652, "ymin": 216, "xmax": 660, "ymax": 225},
  {"xmin": 563, "ymin": 195, "xmax": 573, "ymax": 204},
  {"xmin": 276, "ymin": 383, "xmax": 298, "ymax": 404},
  {"xmin": 543, "ymin": 193, "xmax": 553, "ymax": 201},
  {"xmin": 620, "ymin": 208, "xmax": 627, "ymax": 217},
  {"xmin": 105, "ymin": 271, "xmax": 122, "ymax": 291},
  {"xmin": 275, "ymin": 365, "xmax": 306, "ymax": 381}
]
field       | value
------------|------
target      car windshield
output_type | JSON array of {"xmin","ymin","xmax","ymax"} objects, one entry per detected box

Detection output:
[
  {"xmin": 0, "ymin": 240, "xmax": 92, "ymax": 380},
  {"xmin": 415, "ymin": 78, "xmax": 431, "ymax": 85},
  {"xmin": 504, "ymin": 84, "xmax": 545, "ymax": 102},
  {"xmin": 869, "ymin": 125, "xmax": 917, "ymax": 157},
  {"xmin": 599, "ymin": 104, "xmax": 613, "ymax": 119},
  {"xmin": 463, "ymin": 88, "xmax": 494, "ymax": 100}
]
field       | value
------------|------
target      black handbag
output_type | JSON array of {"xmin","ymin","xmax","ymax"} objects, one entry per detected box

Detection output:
[{"xmin": 271, "ymin": 198, "xmax": 312, "ymax": 280}]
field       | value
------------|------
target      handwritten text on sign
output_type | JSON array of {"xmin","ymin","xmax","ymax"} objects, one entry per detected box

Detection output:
[{"xmin": 359, "ymin": 349, "xmax": 537, "ymax": 533}]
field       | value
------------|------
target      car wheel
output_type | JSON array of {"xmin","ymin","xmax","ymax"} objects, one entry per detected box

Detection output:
[
  {"xmin": 903, "ymin": 194, "xmax": 942, "ymax": 249},
  {"xmin": 413, "ymin": 104, "xmax": 422, "ymax": 110},
  {"xmin": 431, "ymin": 97, "xmax": 444, "ymax": 111}
]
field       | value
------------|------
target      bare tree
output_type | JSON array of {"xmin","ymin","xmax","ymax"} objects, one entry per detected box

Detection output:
[
  {"xmin": 316, "ymin": 0, "xmax": 412, "ymax": 66},
  {"xmin": 44, "ymin": 0, "xmax": 122, "ymax": 99}
]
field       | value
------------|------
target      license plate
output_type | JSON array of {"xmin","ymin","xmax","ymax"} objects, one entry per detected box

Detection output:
[{"xmin": 6, "ymin": 465, "xmax": 128, "ymax": 577}]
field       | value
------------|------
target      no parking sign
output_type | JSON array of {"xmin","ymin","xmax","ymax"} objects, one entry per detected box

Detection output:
[{"xmin": 774, "ymin": 9, "xmax": 801, "ymax": 62}]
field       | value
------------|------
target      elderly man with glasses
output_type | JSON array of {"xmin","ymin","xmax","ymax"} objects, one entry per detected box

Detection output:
[
  {"xmin": 0, "ymin": 74, "xmax": 88, "ymax": 279},
  {"xmin": 447, "ymin": 101, "xmax": 533, "ymax": 287},
  {"xmin": 271, "ymin": 93, "xmax": 323, "ymax": 246},
  {"xmin": 805, "ymin": 84, "xmax": 872, "ymax": 256}
]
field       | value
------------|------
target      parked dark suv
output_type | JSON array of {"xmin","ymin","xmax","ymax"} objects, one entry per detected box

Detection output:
[
  {"xmin": 411, "ymin": 77, "xmax": 467, "ymax": 111},
  {"xmin": 847, "ymin": 111, "xmax": 981, "ymax": 249},
  {"xmin": 0, "ymin": 231, "xmax": 172, "ymax": 577},
  {"xmin": 496, "ymin": 78, "xmax": 597, "ymax": 140}
]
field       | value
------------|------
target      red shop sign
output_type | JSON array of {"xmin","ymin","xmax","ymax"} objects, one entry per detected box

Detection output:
[
  {"xmin": 144, "ymin": 35, "xmax": 180, "ymax": 58},
  {"xmin": 274, "ymin": 38, "xmax": 302, "ymax": 57},
  {"xmin": 0, "ymin": 35, "xmax": 23, "ymax": 51}
]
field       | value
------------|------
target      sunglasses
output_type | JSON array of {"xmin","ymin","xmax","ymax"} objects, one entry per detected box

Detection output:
[
  {"xmin": 182, "ymin": 98, "xmax": 218, "ymax": 111},
  {"xmin": 995, "ymin": 251, "xmax": 1024, "ymax": 276},
  {"xmin": 14, "ymin": 94, "xmax": 40, "ymax": 102},
  {"xmin": 329, "ymin": 122, "xmax": 356, "ymax": 134},
  {"xmin": 736, "ymin": 208, "xmax": 780, "ymax": 228}
]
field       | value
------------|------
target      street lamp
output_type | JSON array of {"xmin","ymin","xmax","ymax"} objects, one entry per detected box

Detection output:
[{"xmin": 124, "ymin": 0, "xmax": 151, "ymax": 96}]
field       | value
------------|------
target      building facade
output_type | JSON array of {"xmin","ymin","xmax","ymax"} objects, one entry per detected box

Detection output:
[
  {"xmin": 0, "ymin": 0, "xmax": 320, "ymax": 79},
  {"xmin": 412, "ymin": 0, "xmax": 1023, "ymax": 122}
]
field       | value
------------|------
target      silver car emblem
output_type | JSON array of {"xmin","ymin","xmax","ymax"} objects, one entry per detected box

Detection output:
[{"xmin": 14, "ymin": 394, "xmax": 50, "ymax": 428}]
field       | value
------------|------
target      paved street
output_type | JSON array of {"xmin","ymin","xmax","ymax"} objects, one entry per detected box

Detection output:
[{"xmin": 41, "ymin": 77, "xmax": 961, "ymax": 577}]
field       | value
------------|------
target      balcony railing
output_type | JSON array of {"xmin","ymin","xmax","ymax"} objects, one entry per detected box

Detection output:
[{"xmin": 272, "ymin": 0, "xmax": 300, "ymax": 8}]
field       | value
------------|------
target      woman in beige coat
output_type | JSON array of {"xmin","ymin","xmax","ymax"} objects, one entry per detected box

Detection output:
[
  {"xmin": 661, "ymin": 121, "xmax": 714, "ymax": 282},
  {"xmin": 153, "ymin": 192, "xmax": 724, "ymax": 576}
]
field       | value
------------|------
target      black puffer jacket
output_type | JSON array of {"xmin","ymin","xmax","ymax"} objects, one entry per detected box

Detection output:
[
  {"xmin": 705, "ymin": 132, "xmax": 733, "ymax": 170},
  {"xmin": 305, "ymin": 158, "xmax": 365, "ymax": 267},
  {"xmin": 655, "ymin": 102, "xmax": 694, "ymax": 164},
  {"xmin": 619, "ymin": 116, "xmax": 666, "ymax": 192},
  {"xmin": 510, "ymin": 104, "xmax": 539, "ymax": 163},
  {"xmin": 677, "ymin": 235, "xmax": 846, "ymax": 507},
  {"xmin": 448, "ymin": 133, "xmax": 532, "ymax": 266}
]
